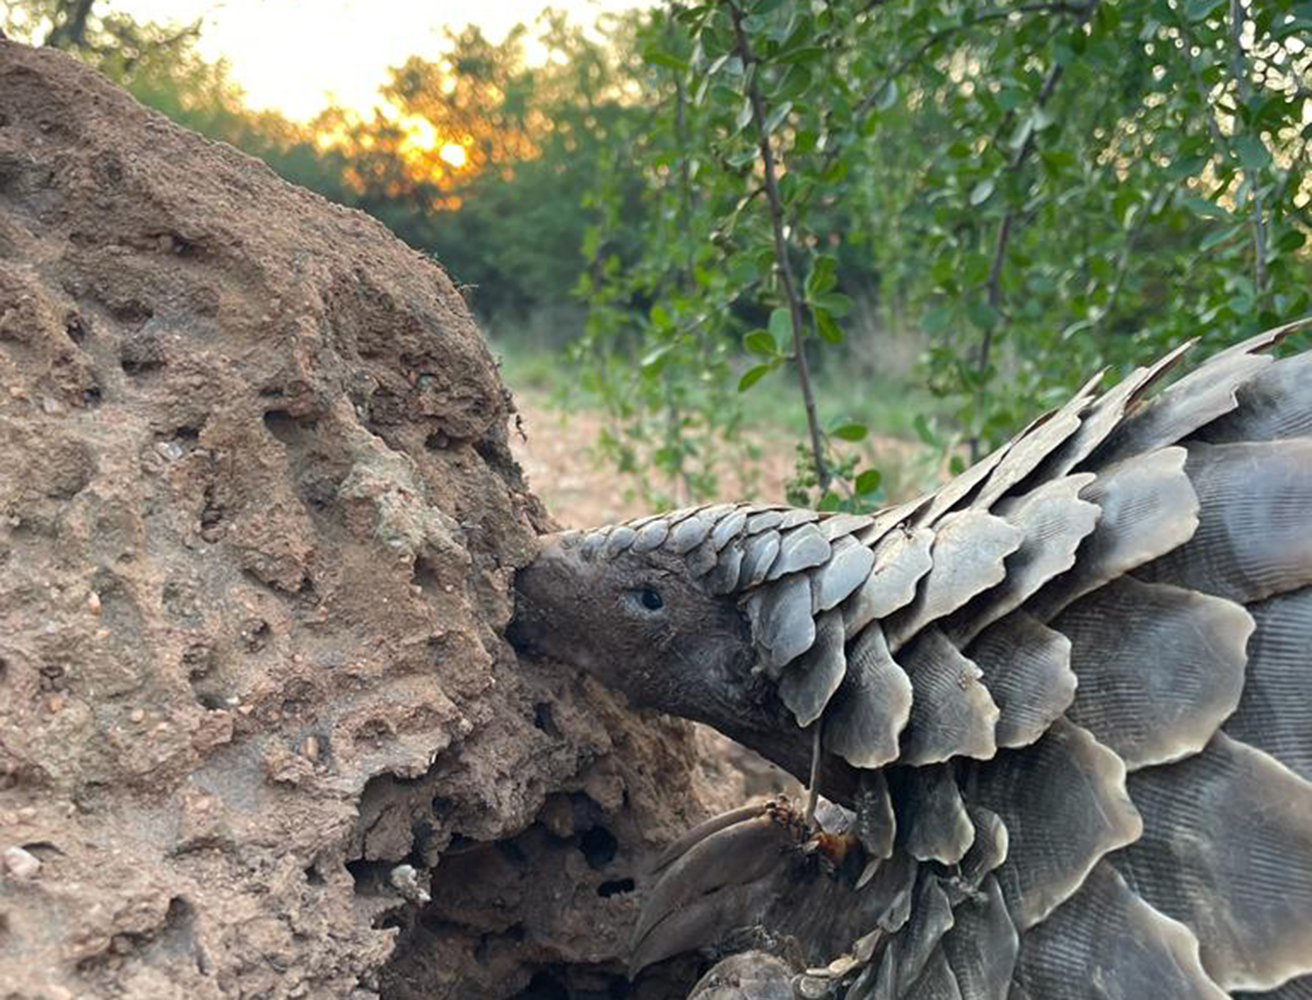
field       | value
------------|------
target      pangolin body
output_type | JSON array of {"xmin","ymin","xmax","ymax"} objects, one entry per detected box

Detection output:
[{"xmin": 511, "ymin": 327, "xmax": 1312, "ymax": 1000}]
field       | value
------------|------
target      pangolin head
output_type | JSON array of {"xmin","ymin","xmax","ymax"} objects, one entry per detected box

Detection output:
[
  {"xmin": 506, "ymin": 506, "xmax": 823, "ymax": 771},
  {"xmin": 509, "ymin": 504, "xmax": 866, "ymax": 788},
  {"xmin": 510, "ymin": 525, "xmax": 767, "ymax": 721}
]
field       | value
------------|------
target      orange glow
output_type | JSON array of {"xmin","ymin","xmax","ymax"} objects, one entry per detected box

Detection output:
[
  {"xmin": 439, "ymin": 143, "xmax": 468, "ymax": 168},
  {"xmin": 396, "ymin": 114, "xmax": 439, "ymax": 156}
]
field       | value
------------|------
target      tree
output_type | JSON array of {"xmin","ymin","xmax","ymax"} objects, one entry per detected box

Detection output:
[
  {"xmin": 578, "ymin": 0, "xmax": 1312, "ymax": 506},
  {"xmin": 3, "ymin": 0, "xmax": 201, "ymax": 79}
]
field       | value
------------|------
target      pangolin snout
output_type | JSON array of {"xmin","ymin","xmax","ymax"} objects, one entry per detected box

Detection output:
[{"xmin": 506, "ymin": 534, "xmax": 581, "ymax": 657}]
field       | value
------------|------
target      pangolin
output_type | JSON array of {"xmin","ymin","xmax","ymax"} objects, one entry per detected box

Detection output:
[{"xmin": 510, "ymin": 326, "xmax": 1312, "ymax": 1000}]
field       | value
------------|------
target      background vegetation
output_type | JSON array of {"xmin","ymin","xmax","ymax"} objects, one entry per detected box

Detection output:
[{"xmin": 8, "ymin": 0, "xmax": 1311, "ymax": 509}]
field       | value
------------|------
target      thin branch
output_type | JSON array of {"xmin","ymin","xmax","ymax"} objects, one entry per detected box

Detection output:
[
  {"xmin": 1229, "ymin": 0, "xmax": 1267, "ymax": 298},
  {"xmin": 728, "ymin": 0, "xmax": 830, "ymax": 494},
  {"xmin": 969, "ymin": 2, "xmax": 1099, "ymax": 461},
  {"xmin": 846, "ymin": 1, "xmax": 1097, "ymax": 141}
]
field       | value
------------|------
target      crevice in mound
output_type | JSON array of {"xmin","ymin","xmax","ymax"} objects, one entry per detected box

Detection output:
[{"xmin": 349, "ymin": 777, "xmax": 706, "ymax": 1000}]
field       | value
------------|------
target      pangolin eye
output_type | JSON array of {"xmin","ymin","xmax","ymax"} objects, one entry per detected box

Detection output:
[{"xmin": 637, "ymin": 587, "xmax": 664, "ymax": 611}]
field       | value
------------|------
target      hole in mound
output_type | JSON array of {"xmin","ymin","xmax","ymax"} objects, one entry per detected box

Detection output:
[
  {"xmin": 412, "ymin": 557, "xmax": 443, "ymax": 600},
  {"xmin": 532, "ymin": 702, "xmax": 560, "ymax": 737},
  {"xmin": 199, "ymin": 486, "xmax": 224, "ymax": 542},
  {"xmin": 511, "ymin": 971, "xmax": 568, "ymax": 1000},
  {"xmin": 120, "ymin": 335, "xmax": 165, "ymax": 375},
  {"xmin": 64, "ymin": 313, "xmax": 88, "ymax": 343},
  {"xmin": 578, "ymin": 826, "xmax": 618, "ymax": 870},
  {"xmin": 263, "ymin": 408, "xmax": 318, "ymax": 446},
  {"xmin": 110, "ymin": 300, "xmax": 154, "ymax": 328},
  {"xmin": 354, "ymin": 765, "xmax": 705, "ymax": 999}
]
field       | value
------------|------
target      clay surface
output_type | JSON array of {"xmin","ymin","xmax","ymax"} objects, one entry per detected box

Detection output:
[{"xmin": 0, "ymin": 42, "xmax": 740, "ymax": 999}]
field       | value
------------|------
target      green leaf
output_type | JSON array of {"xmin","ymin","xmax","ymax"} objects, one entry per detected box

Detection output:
[
  {"xmin": 854, "ymin": 468, "xmax": 882, "ymax": 495},
  {"xmin": 875, "ymin": 79, "xmax": 899, "ymax": 113},
  {"xmin": 811, "ymin": 291, "xmax": 853, "ymax": 317},
  {"xmin": 779, "ymin": 66, "xmax": 812, "ymax": 101},
  {"xmin": 640, "ymin": 343, "xmax": 673, "ymax": 371},
  {"xmin": 738, "ymin": 363, "xmax": 775, "ymax": 392},
  {"xmin": 642, "ymin": 46, "xmax": 688, "ymax": 71},
  {"xmin": 763, "ymin": 101, "xmax": 793, "ymax": 135},
  {"xmin": 832, "ymin": 421, "xmax": 867, "ymax": 442},
  {"xmin": 969, "ymin": 179, "xmax": 995, "ymax": 206},
  {"xmin": 743, "ymin": 329, "xmax": 777, "ymax": 355},
  {"xmin": 805, "ymin": 255, "xmax": 839, "ymax": 297},
  {"xmin": 1275, "ymin": 229, "xmax": 1307, "ymax": 253},
  {"xmin": 1184, "ymin": 0, "xmax": 1226, "ymax": 21},
  {"xmin": 966, "ymin": 299, "xmax": 1000, "ymax": 330},
  {"xmin": 768, "ymin": 307, "xmax": 794, "ymax": 343},
  {"xmin": 1235, "ymin": 134, "xmax": 1272, "ymax": 172},
  {"xmin": 735, "ymin": 98, "xmax": 754, "ymax": 134},
  {"xmin": 1199, "ymin": 222, "xmax": 1242, "ymax": 252},
  {"xmin": 922, "ymin": 305, "xmax": 953, "ymax": 335},
  {"xmin": 1182, "ymin": 195, "xmax": 1230, "ymax": 220},
  {"xmin": 815, "ymin": 309, "xmax": 844, "ymax": 344},
  {"xmin": 913, "ymin": 414, "xmax": 941, "ymax": 448}
]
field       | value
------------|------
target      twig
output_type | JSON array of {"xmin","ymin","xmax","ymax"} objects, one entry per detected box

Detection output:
[
  {"xmin": 1229, "ymin": 0, "xmax": 1267, "ymax": 298},
  {"xmin": 805, "ymin": 719, "xmax": 823, "ymax": 825},
  {"xmin": 728, "ymin": 0, "xmax": 830, "ymax": 493},
  {"xmin": 845, "ymin": 1, "xmax": 1096, "ymax": 146},
  {"xmin": 965, "ymin": 2, "xmax": 1101, "ymax": 461}
]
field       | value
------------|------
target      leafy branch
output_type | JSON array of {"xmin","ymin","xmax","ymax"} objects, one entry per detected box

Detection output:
[{"xmin": 727, "ymin": 0, "xmax": 830, "ymax": 493}]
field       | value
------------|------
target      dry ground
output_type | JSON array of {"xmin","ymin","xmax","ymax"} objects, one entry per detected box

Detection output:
[{"xmin": 509, "ymin": 388, "xmax": 933, "ymax": 529}]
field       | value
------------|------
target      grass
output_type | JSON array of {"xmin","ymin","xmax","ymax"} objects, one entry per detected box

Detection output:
[{"xmin": 490, "ymin": 340, "xmax": 945, "ymax": 444}]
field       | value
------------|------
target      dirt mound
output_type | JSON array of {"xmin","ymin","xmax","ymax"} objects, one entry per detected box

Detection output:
[{"xmin": 0, "ymin": 42, "xmax": 732, "ymax": 999}]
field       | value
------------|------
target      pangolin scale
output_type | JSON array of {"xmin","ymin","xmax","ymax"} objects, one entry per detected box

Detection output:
[{"xmin": 510, "ymin": 326, "xmax": 1312, "ymax": 1000}]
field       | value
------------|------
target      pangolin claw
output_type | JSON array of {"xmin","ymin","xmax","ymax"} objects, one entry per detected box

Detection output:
[{"xmin": 631, "ymin": 799, "xmax": 810, "ymax": 977}]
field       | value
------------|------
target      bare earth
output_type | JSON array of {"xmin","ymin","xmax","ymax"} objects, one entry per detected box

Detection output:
[{"xmin": 509, "ymin": 390, "xmax": 931, "ymax": 529}]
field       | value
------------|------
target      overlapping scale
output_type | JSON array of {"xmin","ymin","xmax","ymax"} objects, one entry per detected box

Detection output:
[
  {"xmin": 1137, "ymin": 439, "xmax": 1312, "ymax": 604},
  {"xmin": 812, "ymin": 536, "xmax": 877, "ymax": 613},
  {"xmin": 972, "ymin": 720, "xmax": 1141, "ymax": 931},
  {"xmin": 744, "ymin": 574, "xmax": 815, "ymax": 673},
  {"xmin": 1054, "ymin": 576, "xmax": 1252, "ymax": 769},
  {"xmin": 966, "ymin": 613, "xmax": 1074, "ymax": 750},
  {"xmin": 843, "ymin": 527, "xmax": 934, "ymax": 640},
  {"xmin": 1027, "ymin": 446, "xmax": 1199, "ymax": 620},
  {"xmin": 941, "ymin": 876, "xmax": 1017, "ymax": 1000},
  {"xmin": 903, "ymin": 765, "xmax": 975, "ymax": 865},
  {"xmin": 971, "ymin": 369, "xmax": 1105, "ymax": 510},
  {"xmin": 897, "ymin": 628, "xmax": 998, "ymax": 766},
  {"xmin": 1012, "ymin": 861, "xmax": 1228, "ymax": 1000},
  {"xmin": 1090, "ymin": 327, "xmax": 1284, "ymax": 468},
  {"xmin": 1198, "ymin": 352, "xmax": 1312, "ymax": 444},
  {"xmin": 1034, "ymin": 338, "xmax": 1196, "ymax": 480},
  {"xmin": 704, "ymin": 540, "xmax": 746, "ymax": 596},
  {"xmin": 778, "ymin": 609, "xmax": 846, "ymax": 727},
  {"xmin": 1117, "ymin": 734, "xmax": 1312, "ymax": 991},
  {"xmin": 823, "ymin": 622, "xmax": 912, "ymax": 769},
  {"xmin": 885, "ymin": 511, "xmax": 1023, "ymax": 651},
  {"xmin": 631, "ymin": 517, "xmax": 670, "ymax": 553},
  {"xmin": 947, "ymin": 474, "xmax": 1100, "ymax": 643},
  {"xmin": 1223, "ymin": 586, "xmax": 1312, "ymax": 781},
  {"xmin": 765, "ymin": 522, "xmax": 831, "ymax": 581}
]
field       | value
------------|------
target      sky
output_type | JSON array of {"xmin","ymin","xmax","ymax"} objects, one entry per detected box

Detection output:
[{"xmin": 115, "ymin": 0, "xmax": 642, "ymax": 120}]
